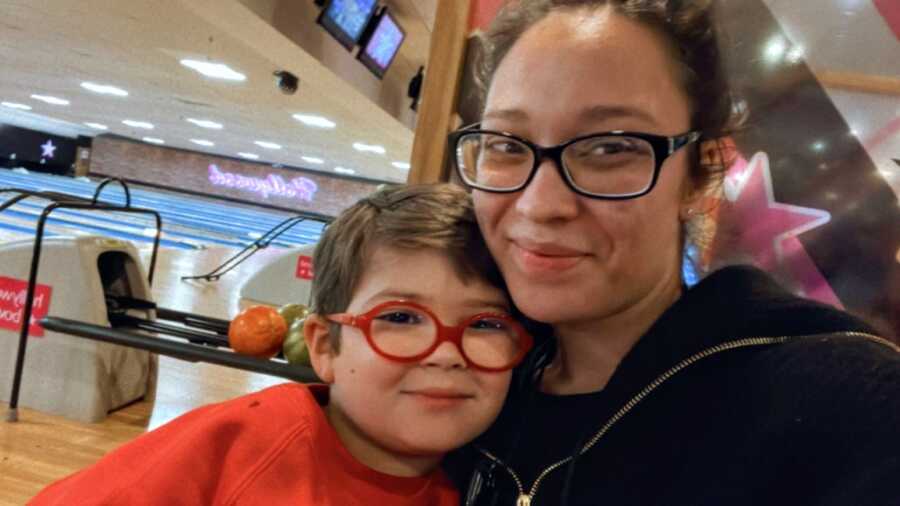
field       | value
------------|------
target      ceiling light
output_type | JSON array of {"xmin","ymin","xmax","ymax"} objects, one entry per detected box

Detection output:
[
  {"xmin": 353, "ymin": 142, "xmax": 386, "ymax": 154},
  {"xmin": 179, "ymin": 59, "xmax": 246, "ymax": 81},
  {"xmin": 190, "ymin": 139, "xmax": 215, "ymax": 147},
  {"xmin": 30, "ymin": 94, "xmax": 70, "ymax": 106},
  {"xmin": 334, "ymin": 166, "xmax": 356, "ymax": 175},
  {"xmin": 122, "ymin": 120, "xmax": 154, "ymax": 129},
  {"xmin": 392, "ymin": 161, "xmax": 411, "ymax": 170},
  {"xmin": 763, "ymin": 37, "xmax": 786, "ymax": 63},
  {"xmin": 143, "ymin": 137, "xmax": 165, "ymax": 145},
  {"xmin": 1, "ymin": 102, "xmax": 32, "ymax": 110},
  {"xmin": 84, "ymin": 122, "xmax": 108, "ymax": 130},
  {"xmin": 811, "ymin": 140, "xmax": 826, "ymax": 153},
  {"xmin": 292, "ymin": 114, "xmax": 336, "ymax": 128},
  {"xmin": 238, "ymin": 152, "xmax": 260, "ymax": 160},
  {"xmin": 785, "ymin": 46, "xmax": 805, "ymax": 64},
  {"xmin": 254, "ymin": 141, "xmax": 282, "ymax": 150},
  {"xmin": 80, "ymin": 82, "xmax": 129, "ymax": 97},
  {"xmin": 186, "ymin": 118, "xmax": 223, "ymax": 129},
  {"xmin": 302, "ymin": 156, "xmax": 324, "ymax": 164}
]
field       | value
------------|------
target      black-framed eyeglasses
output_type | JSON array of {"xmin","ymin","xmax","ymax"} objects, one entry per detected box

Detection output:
[{"xmin": 448, "ymin": 124, "xmax": 702, "ymax": 200}]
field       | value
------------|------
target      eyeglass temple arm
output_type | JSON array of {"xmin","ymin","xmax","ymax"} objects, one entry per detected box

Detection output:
[
  {"xmin": 669, "ymin": 131, "xmax": 702, "ymax": 153},
  {"xmin": 325, "ymin": 314, "xmax": 354, "ymax": 325}
]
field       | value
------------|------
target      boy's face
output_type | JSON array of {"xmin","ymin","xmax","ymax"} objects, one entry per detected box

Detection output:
[{"xmin": 308, "ymin": 246, "xmax": 513, "ymax": 463}]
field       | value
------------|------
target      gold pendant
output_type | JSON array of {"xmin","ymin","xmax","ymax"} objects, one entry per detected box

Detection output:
[{"xmin": 516, "ymin": 494, "xmax": 531, "ymax": 506}]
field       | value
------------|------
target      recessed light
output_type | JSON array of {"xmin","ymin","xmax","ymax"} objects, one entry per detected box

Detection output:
[
  {"xmin": 179, "ymin": 59, "xmax": 246, "ymax": 81},
  {"xmin": 763, "ymin": 37, "xmax": 786, "ymax": 63},
  {"xmin": 143, "ymin": 137, "xmax": 165, "ymax": 145},
  {"xmin": 292, "ymin": 114, "xmax": 336, "ymax": 129},
  {"xmin": 80, "ymin": 82, "xmax": 129, "ymax": 97},
  {"xmin": 190, "ymin": 139, "xmax": 215, "ymax": 147},
  {"xmin": 392, "ymin": 161, "xmax": 411, "ymax": 170},
  {"xmin": 334, "ymin": 166, "xmax": 356, "ymax": 175},
  {"xmin": 785, "ymin": 45, "xmax": 805, "ymax": 64},
  {"xmin": 811, "ymin": 140, "xmax": 826, "ymax": 153},
  {"xmin": 1, "ymin": 102, "xmax": 31, "ymax": 111},
  {"xmin": 122, "ymin": 120, "xmax": 154, "ymax": 129},
  {"xmin": 353, "ymin": 142, "xmax": 386, "ymax": 154},
  {"xmin": 238, "ymin": 152, "xmax": 260, "ymax": 160},
  {"xmin": 31, "ymin": 94, "xmax": 70, "ymax": 106},
  {"xmin": 254, "ymin": 141, "xmax": 282, "ymax": 150},
  {"xmin": 302, "ymin": 156, "xmax": 324, "ymax": 164},
  {"xmin": 84, "ymin": 122, "xmax": 108, "ymax": 130},
  {"xmin": 186, "ymin": 118, "xmax": 223, "ymax": 129}
]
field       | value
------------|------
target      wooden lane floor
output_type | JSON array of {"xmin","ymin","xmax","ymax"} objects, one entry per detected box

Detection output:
[{"xmin": 0, "ymin": 242, "xmax": 299, "ymax": 504}]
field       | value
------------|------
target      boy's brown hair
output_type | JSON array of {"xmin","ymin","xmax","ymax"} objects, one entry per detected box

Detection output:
[{"xmin": 310, "ymin": 183, "xmax": 505, "ymax": 350}]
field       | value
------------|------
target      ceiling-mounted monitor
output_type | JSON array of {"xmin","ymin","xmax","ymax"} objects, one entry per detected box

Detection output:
[
  {"xmin": 316, "ymin": 0, "xmax": 379, "ymax": 51},
  {"xmin": 357, "ymin": 7, "xmax": 406, "ymax": 79}
]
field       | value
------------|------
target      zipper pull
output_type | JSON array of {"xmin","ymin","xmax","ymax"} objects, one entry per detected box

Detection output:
[{"xmin": 516, "ymin": 494, "xmax": 531, "ymax": 506}]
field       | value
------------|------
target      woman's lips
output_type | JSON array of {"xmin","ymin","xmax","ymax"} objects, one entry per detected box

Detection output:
[{"xmin": 511, "ymin": 241, "xmax": 586, "ymax": 275}]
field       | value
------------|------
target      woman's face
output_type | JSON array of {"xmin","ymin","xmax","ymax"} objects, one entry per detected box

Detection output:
[{"xmin": 474, "ymin": 8, "xmax": 695, "ymax": 330}]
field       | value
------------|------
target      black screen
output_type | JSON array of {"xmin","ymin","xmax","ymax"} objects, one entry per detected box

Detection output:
[{"xmin": 0, "ymin": 123, "xmax": 81, "ymax": 174}]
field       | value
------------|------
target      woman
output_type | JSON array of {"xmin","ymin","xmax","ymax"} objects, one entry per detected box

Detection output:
[{"xmin": 444, "ymin": 1, "xmax": 900, "ymax": 505}]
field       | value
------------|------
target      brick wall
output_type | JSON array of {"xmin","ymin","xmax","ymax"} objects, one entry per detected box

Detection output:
[{"xmin": 89, "ymin": 136, "xmax": 383, "ymax": 217}]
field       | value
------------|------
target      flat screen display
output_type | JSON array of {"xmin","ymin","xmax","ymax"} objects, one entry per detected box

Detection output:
[
  {"xmin": 357, "ymin": 9, "xmax": 406, "ymax": 79},
  {"xmin": 0, "ymin": 123, "xmax": 79, "ymax": 174},
  {"xmin": 317, "ymin": 0, "xmax": 379, "ymax": 50}
]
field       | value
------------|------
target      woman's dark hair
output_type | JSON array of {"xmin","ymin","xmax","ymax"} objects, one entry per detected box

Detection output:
[{"xmin": 477, "ymin": 0, "xmax": 745, "ymax": 199}]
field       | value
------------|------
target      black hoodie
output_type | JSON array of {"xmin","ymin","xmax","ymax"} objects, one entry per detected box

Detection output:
[{"xmin": 445, "ymin": 265, "xmax": 900, "ymax": 506}]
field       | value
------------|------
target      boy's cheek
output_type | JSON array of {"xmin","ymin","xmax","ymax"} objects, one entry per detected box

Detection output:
[{"xmin": 478, "ymin": 371, "xmax": 513, "ymax": 411}]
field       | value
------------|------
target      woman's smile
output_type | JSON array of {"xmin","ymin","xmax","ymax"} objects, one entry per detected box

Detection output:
[{"xmin": 510, "ymin": 239, "xmax": 588, "ymax": 276}]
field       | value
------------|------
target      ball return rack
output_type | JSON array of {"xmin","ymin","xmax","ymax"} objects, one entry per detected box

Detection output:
[{"xmin": 3, "ymin": 179, "xmax": 317, "ymax": 424}]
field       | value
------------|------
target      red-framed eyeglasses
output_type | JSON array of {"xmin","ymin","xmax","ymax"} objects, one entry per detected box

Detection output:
[{"xmin": 326, "ymin": 300, "xmax": 533, "ymax": 372}]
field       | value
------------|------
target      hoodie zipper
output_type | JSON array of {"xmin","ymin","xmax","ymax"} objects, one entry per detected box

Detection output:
[{"xmin": 476, "ymin": 331, "xmax": 897, "ymax": 506}]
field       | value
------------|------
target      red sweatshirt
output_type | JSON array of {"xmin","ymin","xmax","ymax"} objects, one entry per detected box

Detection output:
[{"xmin": 30, "ymin": 383, "xmax": 459, "ymax": 505}]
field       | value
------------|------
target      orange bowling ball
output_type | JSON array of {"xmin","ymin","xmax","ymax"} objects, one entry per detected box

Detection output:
[{"xmin": 229, "ymin": 305, "xmax": 288, "ymax": 358}]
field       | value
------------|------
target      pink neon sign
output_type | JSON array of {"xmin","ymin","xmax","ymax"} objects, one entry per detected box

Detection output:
[{"xmin": 208, "ymin": 164, "xmax": 318, "ymax": 202}]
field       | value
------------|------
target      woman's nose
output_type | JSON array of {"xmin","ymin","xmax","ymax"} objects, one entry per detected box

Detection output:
[{"xmin": 514, "ymin": 157, "xmax": 579, "ymax": 222}]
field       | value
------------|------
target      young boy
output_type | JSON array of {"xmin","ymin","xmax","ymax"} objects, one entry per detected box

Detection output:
[{"xmin": 30, "ymin": 183, "xmax": 532, "ymax": 505}]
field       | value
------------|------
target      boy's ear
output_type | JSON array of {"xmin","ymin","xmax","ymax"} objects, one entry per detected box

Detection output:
[{"xmin": 303, "ymin": 314, "xmax": 336, "ymax": 384}]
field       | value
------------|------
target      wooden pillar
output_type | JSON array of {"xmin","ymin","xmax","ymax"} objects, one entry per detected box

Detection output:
[{"xmin": 407, "ymin": 0, "xmax": 472, "ymax": 184}]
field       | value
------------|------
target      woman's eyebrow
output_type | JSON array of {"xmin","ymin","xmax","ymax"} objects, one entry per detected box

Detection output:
[
  {"xmin": 484, "ymin": 105, "xmax": 659, "ymax": 127},
  {"xmin": 578, "ymin": 104, "xmax": 659, "ymax": 126},
  {"xmin": 482, "ymin": 108, "xmax": 529, "ymax": 123}
]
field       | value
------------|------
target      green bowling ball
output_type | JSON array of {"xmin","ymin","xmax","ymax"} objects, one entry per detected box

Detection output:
[
  {"xmin": 283, "ymin": 318, "xmax": 311, "ymax": 367},
  {"xmin": 278, "ymin": 303, "xmax": 310, "ymax": 328}
]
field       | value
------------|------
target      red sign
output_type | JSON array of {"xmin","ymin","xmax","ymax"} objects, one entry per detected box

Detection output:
[
  {"xmin": 295, "ymin": 255, "xmax": 315, "ymax": 280},
  {"xmin": 0, "ymin": 276, "xmax": 53, "ymax": 337},
  {"xmin": 874, "ymin": 0, "xmax": 900, "ymax": 41}
]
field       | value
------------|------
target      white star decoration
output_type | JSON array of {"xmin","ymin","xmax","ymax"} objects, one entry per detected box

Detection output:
[{"xmin": 40, "ymin": 140, "xmax": 57, "ymax": 159}]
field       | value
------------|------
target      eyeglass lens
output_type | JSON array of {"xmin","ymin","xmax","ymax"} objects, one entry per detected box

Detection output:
[
  {"xmin": 369, "ymin": 304, "xmax": 526, "ymax": 369},
  {"xmin": 456, "ymin": 133, "xmax": 657, "ymax": 196}
]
